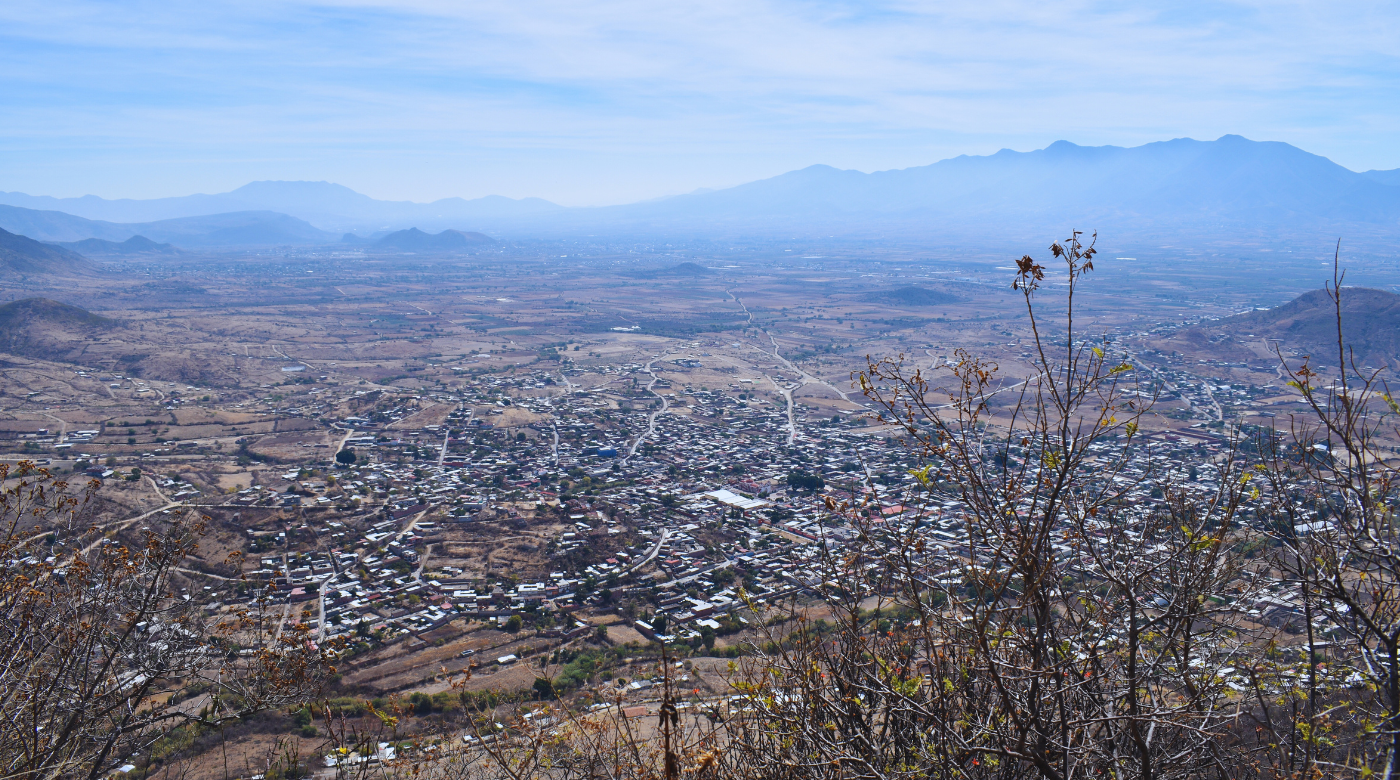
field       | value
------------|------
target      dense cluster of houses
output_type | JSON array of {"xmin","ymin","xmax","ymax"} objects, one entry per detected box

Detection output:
[{"xmin": 207, "ymin": 358, "xmax": 1330, "ymax": 661}]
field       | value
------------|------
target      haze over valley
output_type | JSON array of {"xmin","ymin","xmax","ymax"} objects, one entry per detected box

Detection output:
[{"xmin": 6, "ymin": 2, "xmax": 1400, "ymax": 778}]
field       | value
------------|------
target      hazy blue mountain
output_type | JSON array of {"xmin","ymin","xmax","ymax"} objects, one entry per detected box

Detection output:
[
  {"xmin": 1, "ymin": 135, "xmax": 1395, "ymax": 246},
  {"xmin": 0, "ymin": 227, "xmax": 94, "ymax": 275},
  {"xmin": 566, "ymin": 135, "xmax": 1400, "ymax": 240},
  {"xmin": 0, "ymin": 181, "xmax": 560, "ymax": 232},
  {"xmin": 371, "ymin": 227, "xmax": 495, "ymax": 252},
  {"xmin": 0, "ymin": 206, "xmax": 334, "ymax": 247},
  {"xmin": 1364, "ymin": 169, "xmax": 1400, "ymax": 187},
  {"xmin": 0, "ymin": 205, "xmax": 133, "ymax": 242},
  {"xmin": 58, "ymin": 235, "xmax": 179, "ymax": 255},
  {"xmin": 126, "ymin": 211, "xmax": 337, "ymax": 247}
]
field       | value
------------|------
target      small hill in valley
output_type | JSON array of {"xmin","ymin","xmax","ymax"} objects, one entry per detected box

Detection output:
[
  {"xmin": 371, "ymin": 228, "xmax": 495, "ymax": 252},
  {"xmin": 0, "ymin": 298, "xmax": 114, "ymax": 360},
  {"xmin": 1177, "ymin": 287, "xmax": 1400, "ymax": 368},
  {"xmin": 631, "ymin": 261, "xmax": 716, "ymax": 279},
  {"xmin": 860, "ymin": 286, "xmax": 960, "ymax": 307},
  {"xmin": 58, "ymin": 235, "xmax": 178, "ymax": 255},
  {"xmin": 0, "ymin": 228, "xmax": 94, "ymax": 275}
]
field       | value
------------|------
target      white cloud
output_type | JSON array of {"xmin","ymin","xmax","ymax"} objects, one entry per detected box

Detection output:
[{"xmin": 0, "ymin": 0, "xmax": 1396, "ymax": 204}]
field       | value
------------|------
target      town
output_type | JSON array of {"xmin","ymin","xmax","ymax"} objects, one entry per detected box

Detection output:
[{"xmin": 5, "ymin": 331, "xmax": 1328, "ymax": 703}]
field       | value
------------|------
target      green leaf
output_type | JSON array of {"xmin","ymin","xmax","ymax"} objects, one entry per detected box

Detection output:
[
  {"xmin": 907, "ymin": 465, "xmax": 934, "ymax": 488},
  {"xmin": 1109, "ymin": 363, "xmax": 1133, "ymax": 375}
]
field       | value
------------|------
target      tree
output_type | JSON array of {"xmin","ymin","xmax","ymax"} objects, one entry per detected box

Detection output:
[
  {"xmin": 0, "ymin": 462, "xmax": 332, "ymax": 780},
  {"xmin": 1250, "ymin": 253, "xmax": 1400, "ymax": 777},
  {"xmin": 577, "ymin": 576, "xmax": 597, "ymax": 599},
  {"xmin": 335, "ymin": 447, "xmax": 357, "ymax": 465},
  {"xmin": 722, "ymin": 233, "xmax": 1261, "ymax": 779},
  {"xmin": 785, "ymin": 470, "xmax": 824, "ymax": 493},
  {"xmin": 533, "ymin": 676, "xmax": 556, "ymax": 700},
  {"xmin": 504, "ymin": 615, "xmax": 523, "ymax": 632}
]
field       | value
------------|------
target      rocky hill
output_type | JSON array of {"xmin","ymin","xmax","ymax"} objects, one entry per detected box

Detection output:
[
  {"xmin": 860, "ymin": 286, "xmax": 960, "ymax": 307},
  {"xmin": 371, "ymin": 228, "xmax": 495, "ymax": 253},
  {"xmin": 58, "ymin": 235, "xmax": 179, "ymax": 255},
  {"xmin": 1176, "ymin": 287, "xmax": 1400, "ymax": 368},
  {"xmin": 0, "ymin": 298, "xmax": 113, "ymax": 360}
]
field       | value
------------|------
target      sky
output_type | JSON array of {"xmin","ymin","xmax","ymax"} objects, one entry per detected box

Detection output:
[{"xmin": 1, "ymin": 0, "xmax": 1398, "ymax": 207}]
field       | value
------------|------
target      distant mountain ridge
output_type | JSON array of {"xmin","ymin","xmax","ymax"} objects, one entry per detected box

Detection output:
[
  {"xmin": 0, "ymin": 206, "xmax": 337, "ymax": 247},
  {"xmin": 567, "ymin": 135, "xmax": 1400, "ymax": 240},
  {"xmin": 1365, "ymin": 169, "xmax": 1400, "ymax": 187},
  {"xmin": 1, "ymin": 135, "xmax": 1397, "ymax": 244},
  {"xmin": 0, "ymin": 181, "xmax": 560, "ymax": 233}
]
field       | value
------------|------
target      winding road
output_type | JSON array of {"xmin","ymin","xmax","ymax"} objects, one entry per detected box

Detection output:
[
  {"xmin": 728, "ymin": 290, "xmax": 864, "ymax": 446},
  {"xmin": 623, "ymin": 353, "xmax": 676, "ymax": 464}
]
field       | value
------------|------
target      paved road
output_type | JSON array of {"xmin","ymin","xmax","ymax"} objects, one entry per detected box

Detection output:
[
  {"xmin": 544, "ymin": 372, "xmax": 577, "ymax": 465},
  {"xmin": 436, "ymin": 428, "xmax": 450, "ymax": 467},
  {"xmin": 413, "ymin": 544, "xmax": 432, "ymax": 584},
  {"xmin": 391, "ymin": 508, "xmax": 430, "ymax": 545},
  {"xmin": 623, "ymin": 353, "xmax": 676, "ymax": 463},
  {"xmin": 621, "ymin": 529, "xmax": 670, "ymax": 575}
]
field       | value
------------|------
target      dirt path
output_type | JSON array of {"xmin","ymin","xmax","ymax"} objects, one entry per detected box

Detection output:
[
  {"xmin": 730, "ymin": 290, "xmax": 865, "ymax": 446},
  {"xmin": 39, "ymin": 411, "xmax": 68, "ymax": 443},
  {"xmin": 75, "ymin": 476, "xmax": 177, "ymax": 554},
  {"xmin": 332, "ymin": 427, "xmax": 355, "ymax": 465},
  {"xmin": 413, "ymin": 544, "xmax": 433, "ymax": 584}
]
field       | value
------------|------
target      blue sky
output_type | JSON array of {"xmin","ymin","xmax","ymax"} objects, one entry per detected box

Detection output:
[{"xmin": 2, "ymin": 0, "xmax": 1397, "ymax": 206}]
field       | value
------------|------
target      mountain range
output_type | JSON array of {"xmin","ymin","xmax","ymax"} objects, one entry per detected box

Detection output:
[
  {"xmin": 0, "ymin": 135, "xmax": 1396, "ymax": 247},
  {"xmin": 580, "ymin": 135, "xmax": 1400, "ymax": 241},
  {"xmin": 0, "ymin": 181, "xmax": 561, "ymax": 233},
  {"xmin": 0, "ymin": 205, "xmax": 336, "ymax": 247}
]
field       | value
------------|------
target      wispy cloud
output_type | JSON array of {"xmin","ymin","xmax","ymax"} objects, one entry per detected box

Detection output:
[{"xmin": 1, "ymin": 0, "xmax": 1396, "ymax": 205}]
